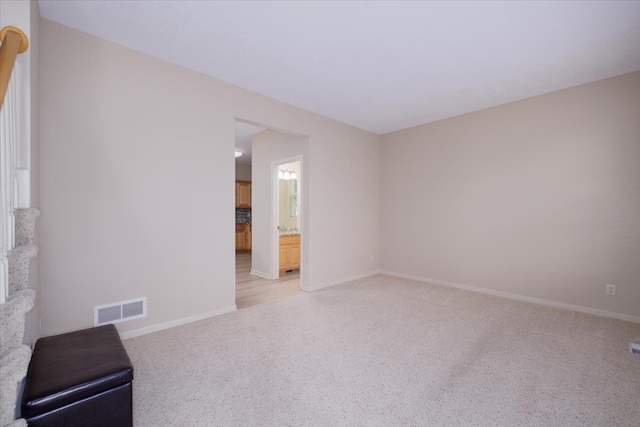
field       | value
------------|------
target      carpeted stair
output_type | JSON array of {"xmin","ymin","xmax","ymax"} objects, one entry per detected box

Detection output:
[{"xmin": 0, "ymin": 208, "xmax": 39, "ymax": 426}]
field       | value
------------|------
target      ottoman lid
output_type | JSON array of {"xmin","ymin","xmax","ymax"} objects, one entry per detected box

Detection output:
[{"xmin": 22, "ymin": 324, "xmax": 133, "ymax": 418}]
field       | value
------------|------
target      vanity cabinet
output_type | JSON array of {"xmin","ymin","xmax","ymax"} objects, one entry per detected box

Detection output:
[
  {"xmin": 236, "ymin": 181, "xmax": 251, "ymax": 208},
  {"xmin": 235, "ymin": 224, "xmax": 251, "ymax": 253},
  {"xmin": 279, "ymin": 234, "xmax": 300, "ymax": 276}
]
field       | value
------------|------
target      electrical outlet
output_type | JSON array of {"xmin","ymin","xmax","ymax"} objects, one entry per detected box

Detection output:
[{"xmin": 606, "ymin": 284, "xmax": 616, "ymax": 296}]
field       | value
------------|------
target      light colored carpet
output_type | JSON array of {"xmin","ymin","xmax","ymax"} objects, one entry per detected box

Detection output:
[{"xmin": 124, "ymin": 274, "xmax": 640, "ymax": 426}]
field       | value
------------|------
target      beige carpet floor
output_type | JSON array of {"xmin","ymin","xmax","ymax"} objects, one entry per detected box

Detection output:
[{"xmin": 124, "ymin": 274, "xmax": 640, "ymax": 426}]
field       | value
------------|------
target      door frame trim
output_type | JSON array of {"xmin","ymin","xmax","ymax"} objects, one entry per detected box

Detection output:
[{"xmin": 271, "ymin": 155, "xmax": 303, "ymax": 282}]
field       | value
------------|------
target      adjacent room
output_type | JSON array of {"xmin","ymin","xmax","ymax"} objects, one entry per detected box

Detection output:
[
  {"xmin": 234, "ymin": 121, "xmax": 304, "ymax": 309},
  {"xmin": 1, "ymin": 1, "xmax": 639, "ymax": 426}
]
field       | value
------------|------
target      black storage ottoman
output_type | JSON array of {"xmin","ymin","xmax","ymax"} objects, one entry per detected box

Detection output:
[{"xmin": 21, "ymin": 324, "xmax": 133, "ymax": 427}]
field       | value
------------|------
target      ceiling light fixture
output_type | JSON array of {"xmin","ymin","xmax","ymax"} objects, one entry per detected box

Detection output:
[{"xmin": 235, "ymin": 150, "xmax": 243, "ymax": 158}]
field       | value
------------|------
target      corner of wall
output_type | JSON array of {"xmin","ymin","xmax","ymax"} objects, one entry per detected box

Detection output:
[{"xmin": 23, "ymin": 0, "xmax": 41, "ymax": 347}]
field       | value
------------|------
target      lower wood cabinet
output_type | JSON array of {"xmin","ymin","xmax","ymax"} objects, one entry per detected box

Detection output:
[
  {"xmin": 235, "ymin": 224, "xmax": 251, "ymax": 253},
  {"xmin": 279, "ymin": 234, "xmax": 300, "ymax": 276}
]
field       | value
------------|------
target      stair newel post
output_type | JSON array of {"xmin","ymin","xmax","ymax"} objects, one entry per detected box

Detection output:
[{"xmin": 0, "ymin": 26, "xmax": 29, "ymax": 108}]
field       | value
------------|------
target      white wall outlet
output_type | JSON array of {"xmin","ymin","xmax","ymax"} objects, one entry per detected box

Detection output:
[{"xmin": 606, "ymin": 284, "xmax": 616, "ymax": 296}]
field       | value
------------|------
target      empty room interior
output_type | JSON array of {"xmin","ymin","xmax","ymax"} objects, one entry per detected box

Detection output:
[{"xmin": 1, "ymin": 1, "xmax": 639, "ymax": 426}]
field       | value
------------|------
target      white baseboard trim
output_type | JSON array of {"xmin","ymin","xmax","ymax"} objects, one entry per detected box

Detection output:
[
  {"xmin": 381, "ymin": 270, "xmax": 640, "ymax": 324},
  {"xmin": 250, "ymin": 269, "xmax": 272, "ymax": 279},
  {"xmin": 119, "ymin": 305, "xmax": 237, "ymax": 340},
  {"xmin": 306, "ymin": 270, "xmax": 382, "ymax": 291}
]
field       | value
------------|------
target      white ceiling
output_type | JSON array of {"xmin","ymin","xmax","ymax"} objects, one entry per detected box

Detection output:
[{"xmin": 39, "ymin": 1, "xmax": 640, "ymax": 134}]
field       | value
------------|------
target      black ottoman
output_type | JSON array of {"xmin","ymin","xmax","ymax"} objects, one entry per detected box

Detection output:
[{"xmin": 22, "ymin": 324, "xmax": 133, "ymax": 427}]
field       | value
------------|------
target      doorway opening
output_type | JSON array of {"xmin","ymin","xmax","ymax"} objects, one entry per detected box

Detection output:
[
  {"xmin": 234, "ymin": 120, "xmax": 307, "ymax": 309},
  {"xmin": 274, "ymin": 159, "xmax": 302, "ymax": 279}
]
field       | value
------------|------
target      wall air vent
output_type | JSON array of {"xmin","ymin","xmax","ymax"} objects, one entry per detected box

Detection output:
[{"xmin": 94, "ymin": 297, "xmax": 147, "ymax": 326}]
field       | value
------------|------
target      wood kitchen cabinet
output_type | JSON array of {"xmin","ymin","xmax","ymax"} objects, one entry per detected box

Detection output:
[
  {"xmin": 236, "ymin": 181, "xmax": 251, "ymax": 208},
  {"xmin": 235, "ymin": 224, "xmax": 251, "ymax": 253},
  {"xmin": 279, "ymin": 234, "xmax": 300, "ymax": 276}
]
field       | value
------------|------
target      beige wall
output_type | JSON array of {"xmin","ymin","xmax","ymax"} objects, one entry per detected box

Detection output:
[
  {"xmin": 235, "ymin": 163, "xmax": 251, "ymax": 181},
  {"xmin": 26, "ymin": 0, "xmax": 41, "ymax": 345},
  {"xmin": 39, "ymin": 19, "xmax": 381, "ymax": 336},
  {"xmin": 381, "ymin": 71, "xmax": 640, "ymax": 319}
]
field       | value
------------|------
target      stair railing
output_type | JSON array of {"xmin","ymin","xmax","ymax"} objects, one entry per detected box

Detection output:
[{"xmin": 0, "ymin": 26, "xmax": 29, "ymax": 304}]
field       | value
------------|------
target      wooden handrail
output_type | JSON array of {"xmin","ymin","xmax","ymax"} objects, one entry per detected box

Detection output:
[{"xmin": 0, "ymin": 26, "xmax": 29, "ymax": 108}]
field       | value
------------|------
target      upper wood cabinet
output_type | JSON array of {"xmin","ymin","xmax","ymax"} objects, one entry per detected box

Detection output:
[{"xmin": 236, "ymin": 181, "xmax": 251, "ymax": 208}]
